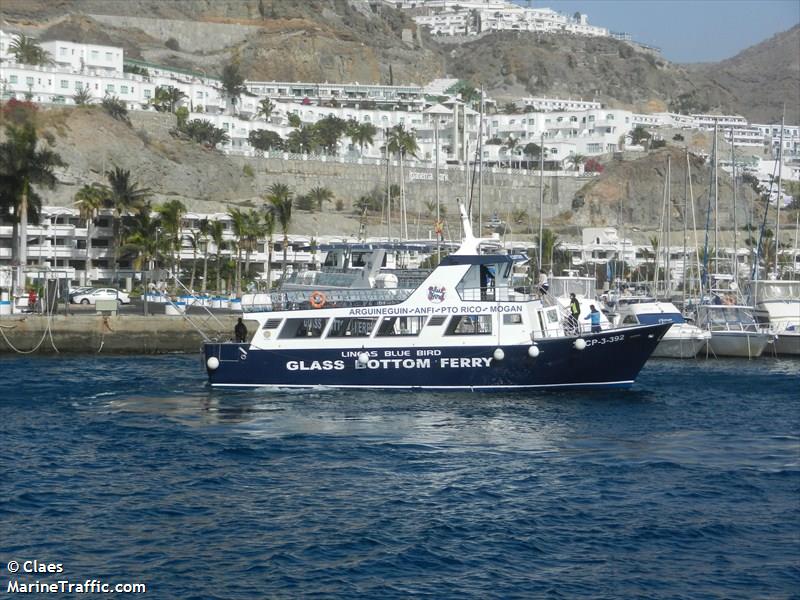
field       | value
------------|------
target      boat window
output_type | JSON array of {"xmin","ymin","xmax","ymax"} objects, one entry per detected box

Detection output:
[
  {"xmin": 503, "ymin": 313, "xmax": 522, "ymax": 325},
  {"xmin": 636, "ymin": 313, "xmax": 684, "ymax": 325},
  {"xmin": 376, "ymin": 316, "xmax": 426, "ymax": 337},
  {"xmin": 278, "ymin": 318, "xmax": 329, "ymax": 339},
  {"xmin": 622, "ymin": 315, "xmax": 639, "ymax": 325},
  {"xmin": 327, "ymin": 317, "xmax": 377, "ymax": 338},
  {"xmin": 546, "ymin": 308, "xmax": 559, "ymax": 323},
  {"xmin": 444, "ymin": 315, "xmax": 493, "ymax": 335}
]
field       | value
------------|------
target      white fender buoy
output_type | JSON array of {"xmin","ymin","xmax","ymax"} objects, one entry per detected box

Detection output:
[
  {"xmin": 207, "ymin": 356, "xmax": 220, "ymax": 370},
  {"xmin": 573, "ymin": 338, "xmax": 587, "ymax": 351},
  {"xmin": 357, "ymin": 352, "xmax": 370, "ymax": 365},
  {"xmin": 493, "ymin": 348, "xmax": 505, "ymax": 361},
  {"xmin": 528, "ymin": 345, "xmax": 540, "ymax": 358}
]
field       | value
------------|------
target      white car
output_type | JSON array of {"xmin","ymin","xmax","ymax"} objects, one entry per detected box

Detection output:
[{"xmin": 71, "ymin": 288, "xmax": 131, "ymax": 305}]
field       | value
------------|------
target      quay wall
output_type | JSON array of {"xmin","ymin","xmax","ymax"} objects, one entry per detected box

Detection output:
[{"xmin": 0, "ymin": 315, "xmax": 257, "ymax": 355}]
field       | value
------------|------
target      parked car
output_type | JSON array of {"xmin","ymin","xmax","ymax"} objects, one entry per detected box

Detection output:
[
  {"xmin": 68, "ymin": 286, "xmax": 94, "ymax": 303},
  {"xmin": 71, "ymin": 288, "xmax": 131, "ymax": 305}
]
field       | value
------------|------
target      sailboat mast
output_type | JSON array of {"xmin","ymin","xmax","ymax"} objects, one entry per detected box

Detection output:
[
  {"xmin": 538, "ymin": 131, "xmax": 544, "ymax": 273},
  {"xmin": 730, "ymin": 128, "xmax": 738, "ymax": 282},
  {"xmin": 478, "ymin": 87, "xmax": 484, "ymax": 232},
  {"xmin": 667, "ymin": 154, "xmax": 672, "ymax": 297},
  {"xmin": 682, "ymin": 148, "xmax": 689, "ymax": 308},
  {"xmin": 435, "ymin": 117, "xmax": 440, "ymax": 262},
  {"xmin": 713, "ymin": 121, "xmax": 719, "ymax": 269},
  {"xmin": 775, "ymin": 112, "xmax": 785, "ymax": 275},
  {"xmin": 385, "ymin": 144, "xmax": 391, "ymax": 241}
]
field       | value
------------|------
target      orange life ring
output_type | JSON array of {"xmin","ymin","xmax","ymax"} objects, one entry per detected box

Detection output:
[{"xmin": 309, "ymin": 291, "xmax": 326, "ymax": 309}]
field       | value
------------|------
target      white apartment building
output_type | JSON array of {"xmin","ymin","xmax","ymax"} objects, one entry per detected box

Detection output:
[
  {"xmin": 40, "ymin": 39, "xmax": 123, "ymax": 74},
  {"xmin": 0, "ymin": 60, "xmax": 224, "ymax": 114},
  {"xmin": 519, "ymin": 97, "xmax": 601, "ymax": 112},
  {"xmin": 478, "ymin": 7, "xmax": 607, "ymax": 37},
  {"xmin": 692, "ymin": 114, "xmax": 749, "ymax": 130}
]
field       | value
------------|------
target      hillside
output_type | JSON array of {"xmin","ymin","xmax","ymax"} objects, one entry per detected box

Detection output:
[
  {"xmin": 1, "ymin": 1, "xmax": 796, "ymax": 121},
  {"xmin": 686, "ymin": 25, "xmax": 800, "ymax": 124}
]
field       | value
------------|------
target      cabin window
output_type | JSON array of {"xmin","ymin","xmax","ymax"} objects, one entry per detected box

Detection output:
[
  {"xmin": 327, "ymin": 317, "xmax": 377, "ymax": 338},
  {"xmin": 445, "ymin": 315, "xmax": 492, "ymax": 336},
  {"xmin": 278, "ymin": 318, "xmax": 329, "ymax": 339},
  {"xmin": 622, "ymin": 315, "xmax": 638, "ymax": 325},
  {"xmin": 376, "ymin": 316, "xmax": 426, "ymax": 337},
  {"xmin": 503, "ymin": 313, "xmax": 522, "ymax": 325}
]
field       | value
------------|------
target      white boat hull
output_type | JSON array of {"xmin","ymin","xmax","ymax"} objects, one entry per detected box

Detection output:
[
  {"xmin": 704, "ymin": 331, "xmax": 772, "ymax": 358},
  {"xmin": 774, "ymin": 331, "xmax": 800, "ymax": 356},
  {"xmin": 652, "ymin": 335, "xmax": 707, "ymax": 358}
]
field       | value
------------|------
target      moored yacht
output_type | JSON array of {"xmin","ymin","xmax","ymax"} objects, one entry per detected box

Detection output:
[
  {"xmin": 695, "ymin": 303, "xmax": 773, "ymax": 359},
  {"xmin": 749, "ymin": 280, "xmax": 800, "ymax": 356},
  {"xmin": 203, "ymin": 205, "xmax": 670, "ymax": 390},
  {"xmin": 608, "ymin": 296, "xmax": 710, "ymax": 359}
]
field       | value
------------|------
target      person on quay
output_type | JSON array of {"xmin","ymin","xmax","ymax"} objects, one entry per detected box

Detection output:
[
  {"xmin": 584, "ymin": 304, "xmax": 602, "ymax": 333},
  {"xmin": 234, "ymin": 317, "xmax": 248, "ymax": 343},
  {"xmin": 28, "ymin": 289, "xmax": 37, "ymax": 313}
]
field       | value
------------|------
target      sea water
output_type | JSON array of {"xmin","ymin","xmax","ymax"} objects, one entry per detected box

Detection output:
[{"xmin": 1, "ymin": 355, "xmax": 798, "ymax": 599}]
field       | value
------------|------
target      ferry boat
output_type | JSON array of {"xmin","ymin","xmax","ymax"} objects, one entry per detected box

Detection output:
[{"xmin": 202, "ymin": 205, "xmax": 671, "ymax": 390}]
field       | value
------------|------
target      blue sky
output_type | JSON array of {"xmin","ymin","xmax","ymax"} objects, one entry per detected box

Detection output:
[{"xmin": 514, "ymin": 0, "xmax": 799, "ymax": 63}]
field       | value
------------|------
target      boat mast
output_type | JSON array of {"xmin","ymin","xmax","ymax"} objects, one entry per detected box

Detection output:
[
  {"xmin": 667, "ymin": 154, "xmax": 672, "ymax": 298},
  {"xmin": 435, "ymin": 115, "xmax": 441, "ymax": 263},
  {"xmin": 478, "ymin": 87, "xmax": 484, "ymax": 232},
  {"xmin": 682, "ymin": 148, "xmax": 689, "ymax": 308},
  {"xmin": 713, "ymin": 120, "xmax": 719, "ymax": 272},
  {"xmin": 385, "ymin": 143, "xmax": 391, "ymax": 241},
  {"xmin": 730, "ymin": 127, "xmax": 738, "ymax": 283},
  {"xmin": 538, "ymin": 131, "xmax": 544, "ymax": 274},
  {"xmin": 775, "ymin": 111, "xmax": 785, "ymax": 276}
]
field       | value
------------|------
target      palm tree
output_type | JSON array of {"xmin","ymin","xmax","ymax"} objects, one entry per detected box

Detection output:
[
  {"xmin": 122, "ymin": 204, "xmax": 162, "ymax": 273},
  {"xmin": 262, "ymin": 207, "xmax": 276, "ymax": 289},
  {"xmin": 210, "ymin": 220, "xmax": 226, "ymax": 293},
  {"xmin": 220, "ymin": 61, "xmax": 246, "ymax": 115},
  {"xmin": 104, "ymin": 167, "xmax": 151, "ymax": 283},
  {"xmin": 0, "ymin": 122, "xmax": 64, "ymax": 290},
  {"xmin": 186, "ymin": 229, "xmax": 201, "ymax": 293},
  {"xmin": 241, "ymin": 210, "xmax": 261, "ymax": 290},
  {"xmin": 536, "ymin": 228, "xmax": 559, "ymax": 272},
  {"xmin": 307, "ymin": 186, "xmax": 334, "ymax": 211},
  {"xmin": 73, "ymin": 85, "xmax": 93, "ymax": 106},
  {"xmin": 267, "ymin": 183, "xmax": 293, "ymax": 281},
  {"xmin": 347, "ymin": 120, "xmax": 377, "ymax": 156},
  {"xmin": 156, "ymin": 199, "xmax": 186, "ymax": 283},
  {"xmin": 567, "ymin": 153, "xmax": 587, "ymax": 172},
  {"xmin": 74, "ymin": 183, "xmax": 108, "ymax": 285},
  {"xmin": 286, "ymin": 125, "xmax": 318, "ymax": 154},
  {"xmin": 198, "ymin": 218, "xmax": 211, "ymax": 294},
  {"xmin": 228, "ymin": 208, "xmax": 247, "ymax": 295},
  {"xmin": 386, "ymin": 124, "xmax": 418, "ymax": 239},
  {"xmin": 101, "ymin": 96, "xmax": 129, "ymax": 123},
  {"xmin": 152, "ymin": 86, "xmax": 187, "ymax": 113},
  {"xmin": 8, "ymin": 34, "xmax": 53, "ymax": 66},
  {"xmin": 504, "ymin": 136, "xmax": 519, "ymax": 167},
  {"xmin": 256, "ymin": 98, "xmax": 275, "ymax": 122}
]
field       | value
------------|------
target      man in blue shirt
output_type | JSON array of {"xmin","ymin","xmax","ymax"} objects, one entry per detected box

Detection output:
[{"xmin": 584, "ymin": 304, "xmax": 602, "ymax": 333}]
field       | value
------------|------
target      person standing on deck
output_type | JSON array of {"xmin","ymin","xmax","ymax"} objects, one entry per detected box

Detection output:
[
  {"xmin": 569, "ymin": 293, "xmax": 581, "ymax": 333},
  {"xmin": 234, "ymin": 317, "xmax": 248, "ymax": 343},
  {"xmin": 584, "ymin": 304, "xmax": 602, "ymax": 333}
]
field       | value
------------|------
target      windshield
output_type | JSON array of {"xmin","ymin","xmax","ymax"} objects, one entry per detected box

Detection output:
[{"xmin": 754, "ymin": 281, "xmax": 800, "ymax": 301}]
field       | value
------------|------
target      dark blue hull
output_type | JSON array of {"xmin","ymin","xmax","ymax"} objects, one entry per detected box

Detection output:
[{"xmin": 203, "ymin": 323, "xmax": 671, "ymax": 390}]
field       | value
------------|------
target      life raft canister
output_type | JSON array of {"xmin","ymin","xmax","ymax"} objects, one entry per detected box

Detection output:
[{"xmin": 309, "ymin": 291, "xmax": 326, "ymax": 309}]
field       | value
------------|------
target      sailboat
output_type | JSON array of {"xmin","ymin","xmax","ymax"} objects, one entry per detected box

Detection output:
[{"xmin": 694, "ymin": 121, "xmax": 773, "ymax": 358}]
